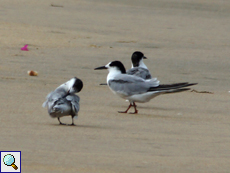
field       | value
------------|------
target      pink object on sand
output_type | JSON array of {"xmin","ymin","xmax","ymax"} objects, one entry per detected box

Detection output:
[{"xmin": 21, "ymin": 44, "xmax": 29, "ymax": 51}]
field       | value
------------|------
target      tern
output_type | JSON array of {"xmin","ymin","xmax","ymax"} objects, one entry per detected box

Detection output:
[
  {"xmin": 43, "ymin": 77, "xmax": 83, "ymax": 125},
  {"xmin": 95, "ymin": 61, "xmax": 197, "ymax": 114},
  {"xmin": 126, "ymin": 51, "xmax": 152, "ymax": 79}
]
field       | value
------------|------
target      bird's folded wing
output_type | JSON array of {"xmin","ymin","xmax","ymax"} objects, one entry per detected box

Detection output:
[
  {"xmin": 66, "ymin": 94, "xmax": 80, "ymax": 115},
  {"xmin": 126, "ymin": 67, "xmax": 152, "ymax": 79},
  {"xmin": 108, "ymin": 75, "xmax": 159, "ymax": 96}
]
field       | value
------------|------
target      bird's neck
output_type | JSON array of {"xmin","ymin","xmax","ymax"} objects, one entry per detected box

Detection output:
[
  {"xmin": 138, "ymin": 59, "xmax": 148, "ymax": 69},
  {"xmin": 107, "ymin": 69, "xmax": 122, "ymax": 83}
]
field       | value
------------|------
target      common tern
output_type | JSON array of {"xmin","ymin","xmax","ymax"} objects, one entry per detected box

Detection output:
[
  {"xmin": 43, "ymin": 77, "xmax": 83, "ymax": 125},
  {"xmin": 126, "ymin": 51, "xmax": 152, "ymax": 79},
  {"xmin": 95, "ymin": 61, "xmax": 197, "ymax": 114}
]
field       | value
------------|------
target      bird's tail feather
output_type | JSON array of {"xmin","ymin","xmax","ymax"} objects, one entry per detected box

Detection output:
[
  {"xmin": 148, "ymin": 82, "xmax": 197, "ymax": 92},
  {"xmin": 100, "ymin": 83, "xmax": 107, "ymax": 85},
  {"xmin": 42, "ymin": 101, "xmax": 47, "ymax": 108}
]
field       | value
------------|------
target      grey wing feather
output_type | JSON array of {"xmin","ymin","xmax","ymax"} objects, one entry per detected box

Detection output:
[
  {"xmin": 66, "ymin": 94, "xmax": 80, "ymax": 116},
  {"xmin": 42, "ymin": 91, "xmax": 61, "ymax": 107},
  {"xmin": 127, "ymin": 67, "xmax": 152, "ymax": 79},
  {"xmin": 42, "ymin": 87, "xmax": 68, "ymax": 108},
  {"xmin": 42, "ymin": 91, "xmax": 54, "ymax": 107},
  {"xmin": 108, "ymin": 74, "xmax": 159, "ymax": 96},
  {"xmin": 43, "ymin": 81, "xmax": 69, "ymax": 108}
]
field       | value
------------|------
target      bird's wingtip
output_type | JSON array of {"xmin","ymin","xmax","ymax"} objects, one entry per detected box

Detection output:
[{"xmin": 42, "ymin": 101, "xmax": 47, "ymax": 108}]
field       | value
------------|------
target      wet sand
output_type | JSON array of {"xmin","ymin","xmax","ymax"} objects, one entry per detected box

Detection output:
[{"xmin": 0, "ymin": 0, "xmax": 230, "ymax": 172}]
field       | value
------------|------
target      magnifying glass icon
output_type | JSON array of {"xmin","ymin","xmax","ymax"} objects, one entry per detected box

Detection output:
[{"xmin": 3, "ymin": 154, "xmax": 18, "ymax": 170}]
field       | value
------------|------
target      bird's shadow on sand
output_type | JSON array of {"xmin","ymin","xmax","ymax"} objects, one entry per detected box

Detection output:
[
  {"xmin": 49, "ymin": 123, "xmax": 110, "ymax": 129},
  {"xmin": 116, "ymin": 105, "xmax": 182, "ymax": 118},
  {"xmin": 118, "ymin": 105, "xmax": 179, "ymax": 112}
]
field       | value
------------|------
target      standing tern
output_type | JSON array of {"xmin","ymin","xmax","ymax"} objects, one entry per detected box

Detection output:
[
  {"xmin": 95, "ymin": 61, "xmax": 197, "ymax": 114},
  {"xmin": 42, "ymin": 77, "xmax": 83, "ymax": 125}
]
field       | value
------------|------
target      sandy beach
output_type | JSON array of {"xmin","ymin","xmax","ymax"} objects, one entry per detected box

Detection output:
[{"xmin": 0, "ymin": 0, "xmax": 230, "ymax": 172}]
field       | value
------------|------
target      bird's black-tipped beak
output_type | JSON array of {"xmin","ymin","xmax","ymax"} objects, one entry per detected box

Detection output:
[
  {"xmin": 143, "ymin": 56, "xmax": 147, "ymax": 59},
  {"xmin": 94, "ymin": 66, "xmax": 107, "ymax": 70}
]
